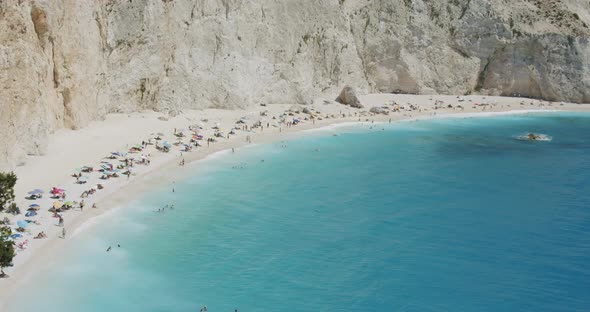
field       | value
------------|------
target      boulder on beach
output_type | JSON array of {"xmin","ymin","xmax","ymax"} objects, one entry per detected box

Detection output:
[
  {"xmin": 336, "ymin": 86, "xmax": 363, "ymax": 108},
  {"xmin": 369, "ymin": 107, "xmax": 389, "ymax": 115}
]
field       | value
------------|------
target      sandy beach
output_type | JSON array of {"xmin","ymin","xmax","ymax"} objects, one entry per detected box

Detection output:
[{"xmin": 0, "ymin": 93, "xmax": 588, "ymax": 307}]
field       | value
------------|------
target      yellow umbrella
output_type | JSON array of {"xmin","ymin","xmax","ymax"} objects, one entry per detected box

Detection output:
[{"xmin": 53, "ymin": 201, "xmax": 63, "ymax": 209}]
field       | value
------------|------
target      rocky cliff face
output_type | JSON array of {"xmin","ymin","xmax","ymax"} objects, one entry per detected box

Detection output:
[{"xmin": 1, "ymin": 0, "xmax": 589, "ymax": 169}]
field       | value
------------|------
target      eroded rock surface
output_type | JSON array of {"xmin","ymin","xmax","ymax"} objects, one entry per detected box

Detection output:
[{"xmin": 1, "ymin": 0, "xmax": 589, "ymax": 169}]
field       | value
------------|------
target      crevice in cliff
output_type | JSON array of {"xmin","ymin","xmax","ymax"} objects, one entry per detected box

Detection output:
[
  {"xmin": 475, "ymin": 46, "xmax": 502, "ymax": 91},
  {"xmin": 348, "ymin": 16, "xmax": 372, "ymax": 90},
  {"xmin": 212, "ymin": 35, "xmax": 222, "ymax": 65},
  {"xmin": 221, "ymin": 0, "xmax": 230, "ymax": 19},
  {"xmin": 137, "ymin": 78, "xmax": 160, "ymax": 110},
  {"xmin": 61, "ymin": 87, "xmax": 75, "ymax": 129},
  {"xmin": 475, "ymin": 58, "xmax": 492, "ymax": 92},
  {"xmin": 458, "ymin": 0, "xmax": 472, "ymax": 20},
  {"xmin": 49, "ymin": 37, "xmax": 59, "ymax": 89},
  {"xmin": 94, "ymin": 11, "xmax": 108, "ymax": 53},
  {"xmin": 450, "ymin": 45, "xmax": 470, "ymax": 58}
]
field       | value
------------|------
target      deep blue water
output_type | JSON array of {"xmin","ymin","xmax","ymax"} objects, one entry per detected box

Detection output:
[{"xmin": 11, "ymin": 113, "xmax": 590, "ymax": 312}]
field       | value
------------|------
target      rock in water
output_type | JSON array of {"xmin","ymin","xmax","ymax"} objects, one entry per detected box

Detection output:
[{"xmin": 336, "ymin": 86, "xmax": 363, "ymax": 108}]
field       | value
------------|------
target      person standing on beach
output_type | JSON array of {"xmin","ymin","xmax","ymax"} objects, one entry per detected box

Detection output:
[{"xmin": 62, "ymin": 227, "xmax": 66, "ymax": 239}]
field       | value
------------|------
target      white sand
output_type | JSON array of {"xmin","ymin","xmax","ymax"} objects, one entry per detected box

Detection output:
[{"xmin": 0, "ymin": 94, "xmax": 588, "ymax": 306}]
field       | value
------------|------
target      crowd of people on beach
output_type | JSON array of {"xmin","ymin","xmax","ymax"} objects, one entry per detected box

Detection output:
[
  {"xmin": 1, "ymin": 97, "xmax": 557, "ymax": 272},
  {"xmin": 3, "ymin": 106, "xmax": 328, "ymax": 262}
]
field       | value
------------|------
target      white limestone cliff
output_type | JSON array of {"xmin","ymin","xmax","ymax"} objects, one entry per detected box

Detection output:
[{"xmin": 1, "ymin": 0, "xmax": 589, "ymax": 169}]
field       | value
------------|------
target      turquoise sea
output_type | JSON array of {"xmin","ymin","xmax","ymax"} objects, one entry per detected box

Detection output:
[{"xmin": 9, "ymin": 112, "xmax": 590, "ymax": 312}]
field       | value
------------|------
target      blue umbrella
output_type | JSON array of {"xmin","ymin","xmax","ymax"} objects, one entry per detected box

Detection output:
[
  {"xmin": 10, "ymin": 234, "xmax": 22, "ymax": 239},
  {"xmin": 162, "ymin": 141, "xmax": 172, "ymax": 148},
  {"xmin": 25, "ymin": 211, "xmax": 37, "ymax": 217},
  {"xmin": 17, "ymin": 220, "xmax": 29, "ymax": 228},
  {"xmin": 27, "ymin": 189, "xmax": 44, "ymax": 195},
  {"xmin": 29, "ymin": 204, "xmax": 40, "ymax": 208}
]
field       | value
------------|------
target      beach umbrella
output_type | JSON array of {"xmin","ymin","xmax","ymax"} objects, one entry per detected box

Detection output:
[
  {"xmin": 51, "ymin": 187, "xmax": 65, "ymax": 194},
  {"xmin": 157, "ymin": 132, "xmax": 165, "ymax": 137},
  {"xmin": 53, "ymin": 201, "xmax": 63, "ymax": 209},
  {"xmin": 29, "ymin": 204, "xmax": 40, "ymax": 209},
  {"xmin": 17, "ymin": 220, "xmax": 29, "ymax": 228},
  {"xmin": 25, "ymin": 211, "xmax": 37, "ymax": 217},
  {"xmin": 79, "ymin": 176, "xmax": 89, "ymax": 181},
  {"xmin": 10, "ymin": 233, "xmax": 22, "ymax": 239},
  {"xmin": 162, "ymin": 141, "xmax": 172, "ymax": 148},
  {"xmin": 27, "ymin": 189, "xmax": 44, "ymax": 195},
  {"xmin": 64, "ymin": 201, "xmax": 74, "ymax": 206}
]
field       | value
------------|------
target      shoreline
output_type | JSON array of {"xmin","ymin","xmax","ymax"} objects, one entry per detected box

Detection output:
[{"xmin": 1, "ymin": 94, "xmax": 589, "ymax": 308}]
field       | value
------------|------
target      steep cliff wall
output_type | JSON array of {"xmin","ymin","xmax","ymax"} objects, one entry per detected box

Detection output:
[{"xmin": 1, "ymin": 0, "xmax": 589, "ymax": 169}]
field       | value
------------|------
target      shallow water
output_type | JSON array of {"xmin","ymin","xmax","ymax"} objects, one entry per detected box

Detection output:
[{"xmin": 11, "ymin": 112, "xmax": 590, "ymax": 312}]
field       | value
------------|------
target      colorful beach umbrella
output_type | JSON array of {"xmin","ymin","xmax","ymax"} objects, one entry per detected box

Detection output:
[
  {"xmin": 27, "ymin": 189, "xmax": 44, "ymax": 195},
  {"xmin": 10, "ymin": 233, "xmax": 22, "ymax": 239},
  {"xmin": 51, "ymin": 187, "xmax": 65, "ymax": 194},
  {"xmin": 25, "ymin": 211, "xmax": 37, "ymax": 217},
  {"xmin": 16, "ymin": 220, "xmax": 29, "ymax": 228},
  {"xmin": 53, "ymin": 201, "xmax": 63, "ymax": 209},
  {"xmin": 29, "ymin": 204, "xmax": 40, "ymax": 209}
]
